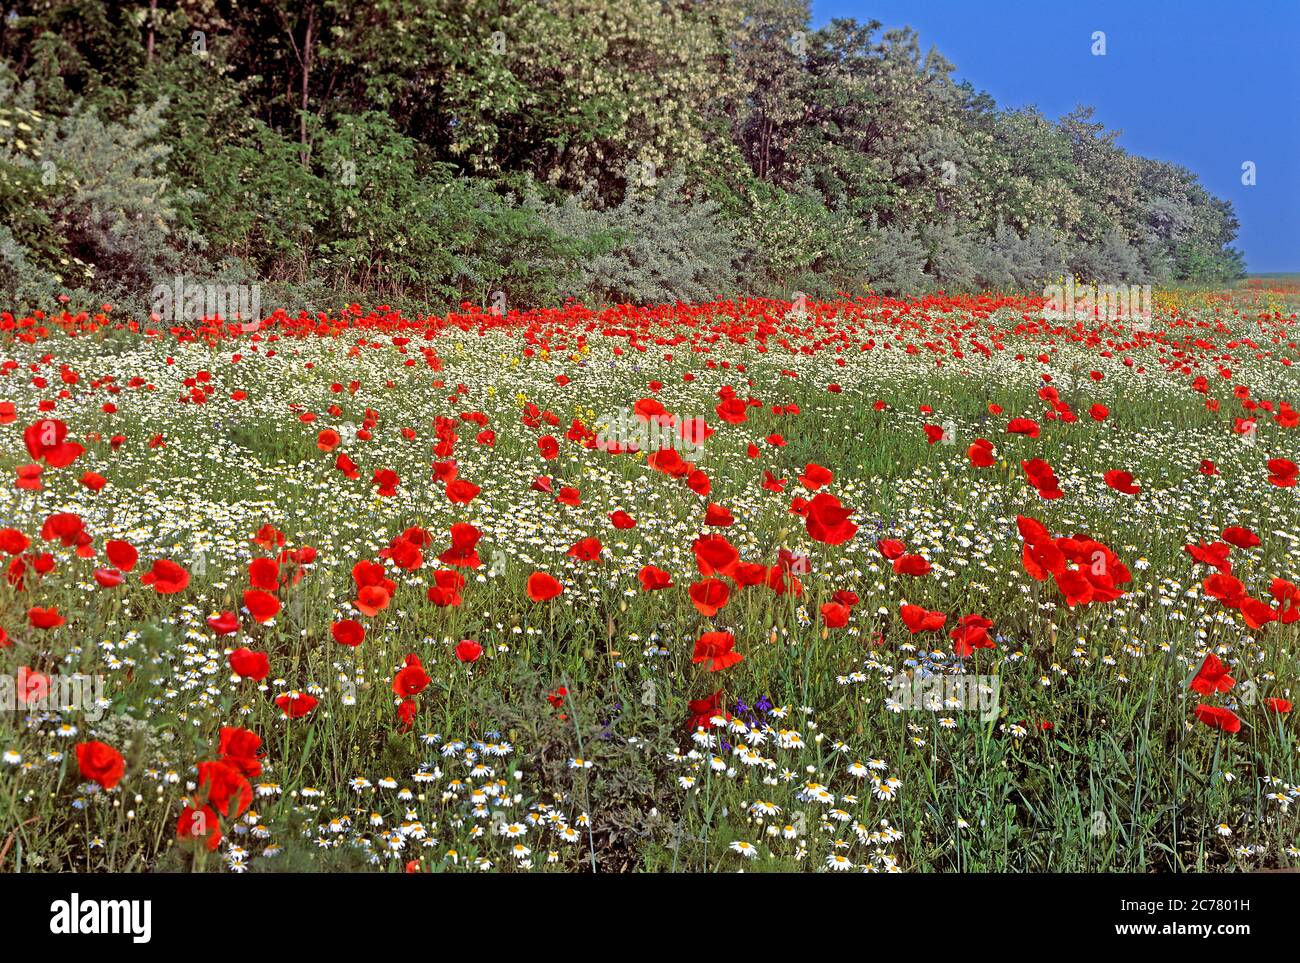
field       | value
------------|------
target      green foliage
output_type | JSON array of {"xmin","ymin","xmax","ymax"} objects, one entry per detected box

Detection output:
[
  {"xmin": 0, "ymin": 0, "xmax": 1249, "ymax": 310},
  {"xmin": 535, "ymin": 169, "xmax": 739, "ymax": 305}
]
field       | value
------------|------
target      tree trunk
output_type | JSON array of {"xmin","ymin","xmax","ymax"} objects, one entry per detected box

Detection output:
[{"xmin": 299, "ymin": 6, "xmax": 315, "ymax": 166}]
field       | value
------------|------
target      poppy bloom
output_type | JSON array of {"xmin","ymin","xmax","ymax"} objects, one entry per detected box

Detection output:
[
  {"xmin": 1221, "ymin": 526, "xmax": 1260, "ymax": 549},
  {"xmin": 243, "ymin": 589, "xmax": 281, "ymax": 623},
  {"xmin": 526, "ymin": 571, "xmax": 564, "ymax": 602},
  {"xmin": 196, "ymin": 760, "xmax": 252, "ymax": 818},
  {"xmin": 799, "ymin": 463, "xmax": 834, "ymax": 490},
  {"xmin": 950, "ymin": 614, "xmax": 994, "ymax": 657},
  {"xmin": 900, "ymin": 604, "xmax": 946, "ymax": 634},
  {"xmin": 967, "ymin": 438, "xmax": 995, "ymax": 468},
  {"xmin": 28, "ymin": 605, "xmax": 65, "ymax": 629},
  {"xmin": 206, "ymin": 611, "xmax": 239, "ymax": 635},
  {"xmin": 275, "ymin": 691, "xmax": 318, "ymax": 719},
  {"xmin": 1266, "ymin": 458, "xmax": 1297, "ymax": 487},
  {"xmin": 1189, "ymin": 653, "xmax": 1234, "ymax": 694},
  {"xmin": 692, "ymin": 631, "xmax": 743, "ymax": 672},
  {"xmin": 1021, "ymin": 458, "xmax": 1063, "ymax": 499},
  {"xmin": 820, "ymin": 602, "xmax": 850, "ymax": 628},
  {"xmin": 93, "ymin": 567, "xmax": 124, "ymax": 587},
  {"xmin": 229, "ymin": 647, "xmax": 270, "ymax": 681},
  {"xmin": 332, "ymin": 619, "xmax": 365, "ymax": 646},
  {"xmin": 892, "ymin": 554, "xmax": 931, "ymax": 577},
  {"xmin": 804, "ymin": 492, "xmax": 857, "ymax": 545},
  {"xmin": 609, "ymin": 510, "xmax": 637, "ymax": 529},
  {"xmin": 393, "ymin": 654, "xmax": 431, "ymax": 696},
  {"xmin": 455, "ymin": 639, "xmax": 483, "ymax": 663},
  {"xmin": 140, "ymin": 558, "xmax": 190, "ymax": 594},
  {"xmin": 687, "ymin": 690, "xmax": 728, "ymax": 730},
  {"xmin": 567, "ymin": 537, "xmax": 603, "ymax": 562},
  {"xmin": 23, "ymin": 417, "xmax": 84, "ymax": 467},
  {"xmin": 688, "ymin": 578, "xmax": 730, "ymax": 617},
  {"xmin": 1193, "ymin": 704, "xmax": 1241, "ymax": 734},
  {"xmin": 876, "ymin": 539, "xmax": 906, "ymax": 560},
  {"xmin": 1103, "ymin": 470, "xmax": 1140, "ymax": 495},
  {"xmin": 248, "ymin": 557, "xmax": 281, "ymax": 591},
  {"xmin": 76, "ymin": 740, "xmax": 125, "ymax": 790},
  {"xmin": 638, "ymin": 565, "xmax": 673, "ymax": 591},
  {"xmin": 106, "ymin": 539, "xmax": 138, "ymax": 572},
  {"xmin": 1185, "ymin": 541, "xmax": 1232, "ymax": 574},
  {"xmin": 426, "ymin": 569, "xmax": 465, "ymax": 607},
  {"xmin": 218, "ymin": 727, "xmax": 264, "ymax": 778},
  {"xmin": 446, "ymin": 478, "xmax": 480, "ymax": 504},
  {"xmin": 177, "ymin": 803, "xmax": 222, "ymax": 851},
  {"xmin": 1265, "ymin": 698, "xmax": 1292, "ymax": 714},
  {"xmin": 371, "ymin": 468, "xmax": 401, "ymax": 496}
]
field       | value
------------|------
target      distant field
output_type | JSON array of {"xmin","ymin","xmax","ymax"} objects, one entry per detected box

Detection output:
[{"xmin": 1, "ymin": 288, "xmax": 1297, "ymax": 873}]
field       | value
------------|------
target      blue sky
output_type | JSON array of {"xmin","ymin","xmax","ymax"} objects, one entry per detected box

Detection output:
[{"xmin": 811, "ymin": 0, "xmax": 1300, "ymax": 272}]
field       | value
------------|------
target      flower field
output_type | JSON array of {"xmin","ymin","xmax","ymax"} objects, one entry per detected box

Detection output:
[{"xmin": 1, "ymin": 289, "xmax": 1298, "ymax": 874}]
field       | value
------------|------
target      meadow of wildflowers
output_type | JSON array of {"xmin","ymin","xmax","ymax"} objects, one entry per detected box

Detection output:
[{"xmin": 1, "ymin": 287, "xmax": 1297, "ymax": 874}]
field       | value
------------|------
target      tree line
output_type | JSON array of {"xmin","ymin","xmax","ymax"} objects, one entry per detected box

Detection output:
[{"xmin": 0, "ymin": 1, "xmax": 1245, "ymax": 314}]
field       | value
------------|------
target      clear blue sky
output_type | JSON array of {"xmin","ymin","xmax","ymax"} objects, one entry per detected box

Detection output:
[{"xmin": 811, "ymin": 0, "xmax": 1300, "ymax": 273}]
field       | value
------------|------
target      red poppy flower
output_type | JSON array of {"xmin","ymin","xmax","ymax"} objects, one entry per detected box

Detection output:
[
  {"xmin": 23, "ymin": 417, "xmax": 84, "ymax": 467},
  {"xmin": 393, "ymin": 654, "xmax": 431, "ymax": 696},
  {"xmin": 527, "ymin": 571, "xmax": 564, "ymax": 601},
  {"xmin": 229, "ymin": 647, "xmax": 270, "ymax": 681},
  {"xmin": 439, "ymin": 522, "xmax": 482, "ymax": 568},
  {"xmin": 1193, "ymin": 704, "xmax": 1241, "ymax": 734},
  {"xmin": 799, "ymin": 463, "xmax": 834, "ymax": 490},
  {"xmin": 177, "ymin": 804, "xmax": 222, "ymax": 851},
  {"xmin": 106, "ymin": 539, "xmax": 138, "ymax": 572},
  {"xmin": 446, "ymin": 478, "xmax": 480, "ymax": 504},
  {"xmin": 609, "ymin": 510, "xmax": 637, "ymax": 529},
  {"xmin": 28, "ymin": 605, "xmax": 65, "ymax": 629},
  {"xmin": 703, "ymin": 503, "xmax": 734, "ymax": 527},
  {"xmin": 1185, "ymin": 541, "xmax": 1232, "ymax": 574},
  {"xmin": 427, "ymin": 569, "xmax": 465, "ymax": 607},
  {"xmin": 820, "ymin": 602, "xmax": 850, "ymax": 628},
  {"xmin": 1266, "ymin": 458, "xmax": 1297, "ymax": 487},
  {"xmin": 371, "ymin": 468, "xmax": 401, "ymax": 496},
  {"xmin": 332, "ymin": 619, "xmax": 365, "ymax": 646},
  {"xmin": 687, "ymin": 690, "xmax": 728, "ymax": 730},
  {"xmin": 1189, "ymin": 653, "xmax": 1235, "ymax": 694},
  {"xmin": 688, "ymin": 578, "xmax": 731, "ymax": 616},
  {"xmin": 1022, "ymin": 458, "xmax": 1063, "ymax": 499},
  {"xmin": 76, "ymin": 740, "xmax": 125, "ymax": 790},
  {"xmin": 950, "ymin": 613, "xmax": 994, "ymax": 657},
  {"xmin": 692, "ymin": 631, "xmax": 743, "ymax": 672},
  {"xmin": 567, "ymin": 536, "xmax": 603, "ymax": 561},
  {"xmin": 93, "ymin": 567, "xmax": 124, "ymax": 587},
  {"xmin": 275, "ymin": 691, "xmax": 318, "ymax": 719},
  {"xmin": 804, "ymin": 492, "xmax": 857, "ymax": 545},
  {"xmin": 1221, "ymin": 526, "xmax": 1260, "ymax": 549},
  {"xmin": 892, "ymin": 554, "xmax": 931, "ymax": 577},
  {"xmin": 248, "ymin": 557, "xmax": 281, "ymax": 591},
  {"xmin": 638, "ymin": 565, "xmax": 673, "ymax": 591},
  {"xmin": 967, "ymin": 438, "xmax": 995, "ymax": 467},
  {"xmin": 900, "ymin": 604, "xmax": 946, "ymax": 634},
  {"xmin": 199, "ymin": 612, "xmax": 236, "ymax": 637},
  {"xmin": 1103, "ymin": 470, "xmax": 1140, "ymax": 495},
  {"xmin": 1007, "ymin": 417, "xmax": 1041, "ymax": 439},
  {"xmin": 243, "ymin": 588, "xmax": 282, "ymax": 623},
  {"xmin": 218, "ymin": 726, "xmax": 264, "ymax": 778},
  {"xmin": 197, "ymin": 760, "xmax": 252, "ymax": 818},
  {"xmin": 140, "ymin": 558, "xmax": 190, "ymax": 594},
  {"xmin": 455, "ymin": 639, "xmax": 483, "ymax": 663}
]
